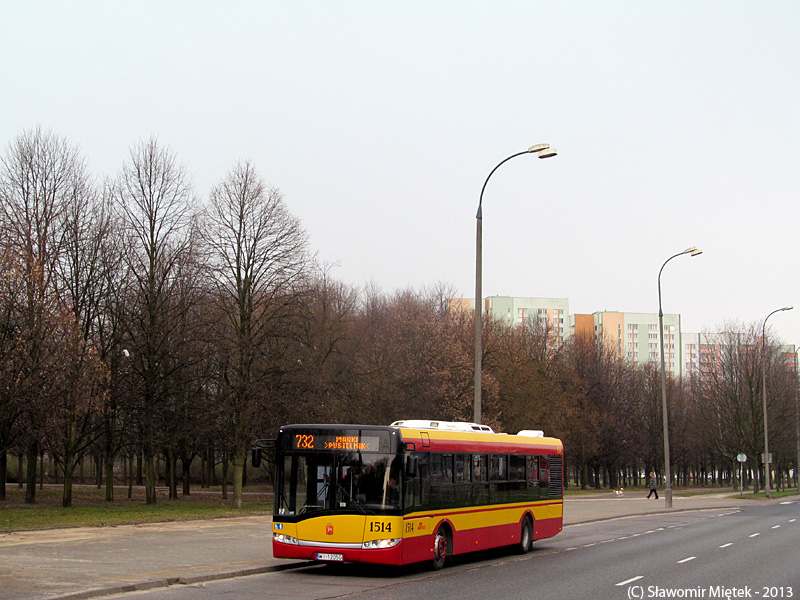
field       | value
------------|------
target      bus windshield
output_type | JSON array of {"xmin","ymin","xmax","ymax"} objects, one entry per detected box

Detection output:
[{"xmin": 276, "ymin": 451, "xmax": 402, "ymax": 516}]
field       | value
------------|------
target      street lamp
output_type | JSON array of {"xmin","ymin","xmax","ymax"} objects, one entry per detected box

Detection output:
[
  {"xmin": 762, "ymin": 305, "xmax": 793, "ymax": 498},
  {"xmin": 474, "ymin": 144, "xmax": 557, "ymax": 424},
  {"xmin": 794, "ymin": 344, "xmax": 800, "ymax": 493},
  {"xmin": 658, "ymin": 246, "xmax": 702, "ymax": 508}
]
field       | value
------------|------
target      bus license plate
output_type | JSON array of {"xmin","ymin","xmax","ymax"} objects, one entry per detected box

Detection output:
[{"xmin": 316, "ymin": 553, "xmax": 343, "ymax": 562}]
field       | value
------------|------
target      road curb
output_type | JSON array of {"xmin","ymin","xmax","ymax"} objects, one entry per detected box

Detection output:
[{"xmin": 49, "ymin": 562, "xmax": 310, "ymax": 600}]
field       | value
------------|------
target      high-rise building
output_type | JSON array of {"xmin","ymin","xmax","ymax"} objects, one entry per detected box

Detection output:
[
  {"xmin": 486, "ymin": 296, "xmax": 569, "ymax": 344},
  {"xmin": 682, "ymin": 332, "xmax": 797, "ymax": 386},
  {"xmin": 456, "ymin": 299, "xmax": 692, "ymax": 376},
  {"xmin": 450, "ymin": 296, "xmax": 570, "ymax": 344},
  {"xmin": 572, "ymin": 311, "xmax": 683, "ymax": 376}
]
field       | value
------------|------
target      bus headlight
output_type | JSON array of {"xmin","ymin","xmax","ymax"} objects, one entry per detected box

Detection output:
[
  {"xmin": 274, "ymin": 533, "xmax": 299, "ymax": 545},
  {"xmin": 362, "ymin": 538, "xmax": 401, "ymax": 549}
]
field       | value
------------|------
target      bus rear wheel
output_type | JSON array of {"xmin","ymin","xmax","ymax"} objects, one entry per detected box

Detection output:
[
  {"xmin": 432, "ymin": 526, "xmax": 449, "ymax": 570},
  {"xmin": 518, "ymin": 517, "xmax": 533, "ymax": 554}
]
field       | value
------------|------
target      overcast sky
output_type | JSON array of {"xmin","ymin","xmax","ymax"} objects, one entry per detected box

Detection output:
[{"xmin": 3, "ymin": 2, "xmax": 800, "ymax": 345}]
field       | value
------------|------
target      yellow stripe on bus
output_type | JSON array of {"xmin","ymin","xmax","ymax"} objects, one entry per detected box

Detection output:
[{"xmin": 402, "ymin": 500, "xmax": 562, "ymax": 538}]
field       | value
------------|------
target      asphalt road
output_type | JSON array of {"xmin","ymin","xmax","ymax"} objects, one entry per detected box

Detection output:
[{"xmin": 113, "ymin": 501, "xmax": 800, "ymax": 600}]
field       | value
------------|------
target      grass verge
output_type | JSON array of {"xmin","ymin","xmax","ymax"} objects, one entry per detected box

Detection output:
[
  {"xmin": 723, "ymin": 488, "xmax": 800, "ymax": 501},
  {"xmin": 0, "ymin": 485, "xmax": 272, "ymax": 532}
]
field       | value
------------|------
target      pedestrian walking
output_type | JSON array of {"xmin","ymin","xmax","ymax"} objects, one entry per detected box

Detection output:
[{"xmin": 647, "ymin": 472, "xmax": 659, "ymax": 499}]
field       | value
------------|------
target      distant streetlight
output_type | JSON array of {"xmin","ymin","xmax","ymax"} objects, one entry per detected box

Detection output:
[
  {"xmin": 658, "ymin": 246, "xmax": 702, "ymax": 508},
  {"xmin": 474, "ymin": 144, "xmax": 557, "ymax": 424},
  {"xmin": 794, "ymin": 343, "xmax": 800, "ymax": 492},
  {"xmin": 762, "ymin": 305, "xmax": 793, "ymax": 498}
]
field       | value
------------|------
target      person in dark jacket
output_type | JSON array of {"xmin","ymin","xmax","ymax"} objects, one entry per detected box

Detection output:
[{"xmin": 647, "ymin": 472, "xmax": 659, "ymax": 499}]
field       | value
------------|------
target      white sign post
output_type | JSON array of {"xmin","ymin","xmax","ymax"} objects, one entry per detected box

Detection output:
[{"xmin": 737, "ymin": 453, "xmax": 747, "ymax": 495}]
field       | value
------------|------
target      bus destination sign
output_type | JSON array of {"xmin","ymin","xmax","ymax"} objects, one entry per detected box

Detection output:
[{"xmin": 291, "ymin": 432, "xmax": 382, "ymax": 452}]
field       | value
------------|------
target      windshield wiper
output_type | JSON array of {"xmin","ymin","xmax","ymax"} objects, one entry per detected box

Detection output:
[{"xmin": 337, "ymin": 485, "xmax": 372, "ymax": 515}]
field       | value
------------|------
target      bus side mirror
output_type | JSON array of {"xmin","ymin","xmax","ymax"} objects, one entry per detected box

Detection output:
[
  {"xmin": 405, "ymin": 455, "xmax": 418, "ymax": 477},
  {"xmin": 252, "ymin": 448, "xmax": 262, "ymax": 468}
]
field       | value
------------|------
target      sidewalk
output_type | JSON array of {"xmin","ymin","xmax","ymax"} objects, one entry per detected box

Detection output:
[{"xmin": 0, "ymin": 491, "xmax": 780, "ymax": 600}]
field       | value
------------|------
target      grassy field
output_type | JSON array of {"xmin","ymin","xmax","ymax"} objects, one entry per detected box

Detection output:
[{"xmin": 0, "ymin": 485, "xmax": 273, "ymax": 532}]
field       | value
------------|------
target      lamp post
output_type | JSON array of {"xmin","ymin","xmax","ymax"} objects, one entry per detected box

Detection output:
[
  {"xmin": 474, "ymin": 144, "xmax": 557, "ymax": 424},
  {"xmin": 794, "ymin": 344, "xmax": 800, "ymax": 492},
  {"xmin": 658, "ymin": 246, "xmax": 702, "ymax": 508},
  {"xmin": 761, "ymin": 305, "xmax": 793, "ymax": 498}
]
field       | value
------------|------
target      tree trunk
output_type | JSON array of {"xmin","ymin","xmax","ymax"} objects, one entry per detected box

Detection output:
[
  {"xmin": 0, "ymin": 451, "xmax": 7, "ymax": 501},
  {"xmin": 39, "ymin": 447, "xmax": 45, "ymax": 490},
  {"xmin": 221, "ymin": 450, "xmax": 229, "ymax": 500},
  {"xmin": 579, "ymin": 442, "xmax": 589, "ymax": 490},
  {"xmin": 62, "ymin": 418, "xmax": 79, "ymax": 507},
  {"xmin": 94, "ymin": 453, "xmax": 102, "ymax": 489},
  {"xmin": 105, "ymin": 449, "xmax": 115, "ymax": 502},
  {"xmin": 127, "ymin": 454, "xmax": 133, "ymax": 499},
  {"xmin": 209, "ymin": 443, "xmax": 218, "ymax": 486},
  {"xmin": 182, "ymin": 457, "xmax": 191, "ymax": 496},
  {"xmin": 25, "ymin": 443, "xmax": 37, "ymax": 504},
  {"xmin": 231, "ymin": 445, "xmax": 246, "ymax": 509},
  {"xmin": 166, "ymin": 450, "xmax": 177, "ymax": 500},
  {"xmin": 144, "ymin": 451, "xmax": 157, "ymax": 505},
  {"xmin": 62, "ymin": 446, "xmax": 75, "ymax": 508}
]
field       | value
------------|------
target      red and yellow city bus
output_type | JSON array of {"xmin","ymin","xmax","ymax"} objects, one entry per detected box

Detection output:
[{"xmin": 266, "ymin": 420, "xmax": 563, "ymax": 569}]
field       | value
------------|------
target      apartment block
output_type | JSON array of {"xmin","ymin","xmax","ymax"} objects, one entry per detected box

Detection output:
[
  {"xmin": 456, "ymin": 298, "xmax": 693, "ymax": 377},
  {"xmin": 450, "ymin": 296, "xmax": 570, "ymax": 344},
  {"xmin": 683, "ymin": 332, "xmax": 798, "ymax": 384},
  {"xmin": 572, "ymin": 311, "xmax": 683, "ymax": 377},
  {"xmin": 487, "ymin": 296, "xmax": 569, "ymax": 344}
]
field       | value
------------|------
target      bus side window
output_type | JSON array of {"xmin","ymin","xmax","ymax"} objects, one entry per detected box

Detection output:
[
  {"xmin": 490, "ymin": 454, "xmax": 507, "ymax": 481},
  {"xmin": 417, "ymin": 453, "xmax": 429, "ymax": 506},
  {"xmin": 473, "ymin": 454, "xmax": 487, "ymax": 482},
  {"xmin": 526, "ymin": 456, "xmax": 539, "ymax": 487},
  {"xmin": 539, "ymin": 456, "xmax": 549, "ymax": 486},
  {"xmin": 443, "ymin": 454, "xmax": 454, "ymax": 483},
  {"xmin": 509, "ymin": 455, "xmax": 525, "ymax": 481},
  {"xmin": 431, "ymin": 453, "xmax": 442, "ymax": 483},
  {"xmin": 455, "ymin": 454, "xmax": 470, "ymax": 483}
]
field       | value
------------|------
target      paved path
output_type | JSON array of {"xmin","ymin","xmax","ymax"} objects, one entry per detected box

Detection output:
[{"xmin": 0, "ymin": 491, "xmax": 783, "ymax": 600}]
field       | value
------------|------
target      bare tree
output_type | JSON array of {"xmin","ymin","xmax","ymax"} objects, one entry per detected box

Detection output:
[
  {"xmin": 349, "ymin": 285, "xmax": 475, "ymax": 427},
  {"xmin": 561, "ymin": 334, "xmax": 629, "ymax": 489},
  {"xmin": 48, "ymin": 170, "xmax": 116, "ymax": 506},
  {"xmin": 113, "ymin": 137, "xmax": 198, "ymax": 504},
  {"xmin": 0, "ymin": 128, "xmax": 87, "ymax": 503},
  {"xmin": 203, "ymin": 160, "xmax": 310, "ymax": 508},
  {"xmin": 280, "ymin": 264, "xmax": 360, "ymax": 424},
  {"xmin": 0, "ymin": 241, "xmax": 26, "ymax": 500},
  {"xmin": 698, "ymin": 323, "xmax": 796, "ymax": 492},
  {"xmin": 489, "ymin": 315, "xmax": 568, "ymax": 436}
]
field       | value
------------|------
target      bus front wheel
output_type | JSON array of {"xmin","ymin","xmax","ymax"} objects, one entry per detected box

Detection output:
[{"xmin": 432, "ymin": 526, "xmax": 449, "ymax": 570}]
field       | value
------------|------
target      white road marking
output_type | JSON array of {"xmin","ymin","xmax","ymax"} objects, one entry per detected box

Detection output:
[
  {"xmin": 678, "ymin": 556, "xmax": 696, "ymax": 564},
  {"xmin": 616, "ymin": 576, "xmax": 644, "ymax": 586}
]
